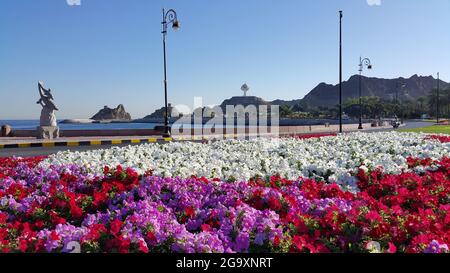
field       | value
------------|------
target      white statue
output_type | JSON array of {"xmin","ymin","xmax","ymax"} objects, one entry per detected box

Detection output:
[
  {"xmin": 37, "ymin": 81, "xmax": 59, "ymax": 127},
  {"xmin": 36, "ymin": 81, "xmax": 60, "ymax": 139}
]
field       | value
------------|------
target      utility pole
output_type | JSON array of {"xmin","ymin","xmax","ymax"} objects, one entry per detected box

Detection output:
[{"xmin": 437, "ymin": 72, "xmax": 440, "ymax": 124}]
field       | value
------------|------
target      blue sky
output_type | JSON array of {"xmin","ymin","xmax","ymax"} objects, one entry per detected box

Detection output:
[{"xmin": 0, "ymin": 0, "xmax": 449, "ymax": 119}]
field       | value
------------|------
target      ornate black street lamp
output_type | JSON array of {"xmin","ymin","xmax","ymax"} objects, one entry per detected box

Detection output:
[
  {"xmin": 358, "ymin": 57, "xmax": 372, "ymax": 130},
  {"xmin": 339, "ymin": 11, "xmax": 343, "ymax": 133},
  {"xmin": 161, "ymin": 8, "xmax": 180, "ymax": 137}
]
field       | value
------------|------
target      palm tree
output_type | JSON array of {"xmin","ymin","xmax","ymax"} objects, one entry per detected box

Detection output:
[
  {"xmin": 416, "ymin": 97, "xmax": 426, "ymax": 115},
  {"xmin": 280, "ymin": 105, "xmax": 294, "ymax": 118}
]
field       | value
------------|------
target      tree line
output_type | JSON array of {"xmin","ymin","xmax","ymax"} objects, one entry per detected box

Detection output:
[{"xmin": 279, "ymin": 88, "xmax": 450, "ymax": 120}]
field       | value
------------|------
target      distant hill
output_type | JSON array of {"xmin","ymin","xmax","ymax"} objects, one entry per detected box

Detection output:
[
  {"xmin": 91, "ymin": 104, "xmax": 132, "ymax": 121},
  {"xmin": 142, "ymin": 104, "xmax": 183, "ymax": 119},
  {"xmin": 141, "ymin": 75, "xmax": 450, "ymax": 117},
  {"xmin": 272, "ymin": 74, "xmax": 450, "ymax": 108}
]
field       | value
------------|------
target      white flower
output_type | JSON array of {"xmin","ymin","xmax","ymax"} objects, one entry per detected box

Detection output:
[
  {"xmin": 41, "ymin": 132, "xmax": 448, "ymax": 192},
  {"xmin": 366, "ymin": 241, "xmax": 381, "ymax": 253}
]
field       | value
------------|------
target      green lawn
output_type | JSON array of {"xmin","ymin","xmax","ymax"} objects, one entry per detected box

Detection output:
[
  {"xmin": 399, "ymin": 125, "xmax": 450, "ymax": 134},
  {"xmin": 422, "ymin": 119, "xmax": 449, "ymax": 123}
]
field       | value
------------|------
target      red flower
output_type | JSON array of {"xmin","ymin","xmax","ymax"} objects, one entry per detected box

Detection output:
[
  {"xmin": 117, "ymin": 235, "xmax": 130, "ymax": 253},
  {"xmin": 85, "ymin": 224, "xmax": 107, "ymax": 241},
  {"xmin": 185, "ymin": 206, "xmax": 196, "ymax": 218},
  {"xmin": 427, "ymin": 135, "xmax": 450, "ymax": 143},
  {"xmin": 110, "ymin": 219, "xmax": 123, "ymax": 236},
  {"xmin": 69, "ymin": 200, "xmax": 84, "ymax": 219},
  {"xmin": 201, "ymin": 224, "xmax": 212, "ymax": 232},
  {"xmin": 7, "ymin": 183, "xmax": 28, "ymax": 201},
  {"xmin": 0, "ymin": 228, "xmax": 8, "ymax": 241},
  {"xmin": 34, "ymin": 220, "xmax": 45, "ymax": 229},
  {"xmin": 115, "ymin": 165, "xmax": 123, "ymax": 175},
  {"xmin": 139, "ymin": 240, "xmax": 149, "ymax": 253},
  {"xmin": 291, "ymin": 235, "xmax": 309, "ymax": 252},
  {"xmin": 19, "ymin": 239, "xmax": 28, "ymax": 252},
  {"xmin": 146, "ymin": 231, "xmax": 157, "ymax": 243},
  {"xmin": 273, "ymin": 235, "xmax": 280, "ymax": 246},
  {"xmin": 365, "ymin": 210, "xmax": 382, "ymax": 223},
  {"xmin": 268, "ymin": 196, "xmax": 282, "ymax": 211},
  {"xmin": 387, "ymin": 242, "xmax": 397, "ymax": 253},
  {"xmin": 0, "ymin": 213, "xmax": 7, "ymax": 224},
  {"xmin": 50, "ymin": 231, "xmax": 60, "ymax": 241},
  {"xmin": 93, "ymin": 191, "xmax": 108, "ymax": 207},
  {"xmin": 49, "ymin": 211, "xmax": 66, "ymax": 226}
]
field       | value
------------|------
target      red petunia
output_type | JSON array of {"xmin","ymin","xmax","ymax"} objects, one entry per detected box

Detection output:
[
  {"xmin": 110, "ymin": 219, "xmax": 123, "ymax": 236},
  {"xmin": 273, "ymin": 235, "xmax": 280, "ymax": 246},
  {"xmin": 115, "ymin": 165, "xmax": 123, "ymax": 175},
  {"xmin": 146, "ymin": 231, "xmax": 157, "ymax": 243},
  {"xmin": 185, "ymin": 206, "xmax": 196, "ymax": 218},
  {"xmin": 387, "ymin": 242, "xmax": 397, "ymax": 253},
  {"xmin": 268, "ymin": 196, "xmax": 282, "ymax": 211},
  {"xmin": 117, "ymin": 235, "xmax": 130, "ymax": 253},
  {"xmin": 19, "ymin": 239, "xmax": 28, "ymax": 252},
  {"xmin": 50, "ymin": 231, "xmax": 60, "ymax": 241},
  {"xmin": 201, "ymin": 224, "xmax": 212, "ymax": 232},
  {"xmin": 365, "ymin": 210, "xmax": 382, "ymax": 223},
  {"xmin": 0, "ymin": 213, "xmax": 7, "ymax": 224},
  {"xmin": 139, "ymin": 240, "xmax": 149, "ymax": 253},
  {"xmin": 69, "ymin": 200, "xmax": 84, "ymax": 219}
]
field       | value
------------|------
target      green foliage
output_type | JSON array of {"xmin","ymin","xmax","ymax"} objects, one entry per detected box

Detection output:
[
  {"xmin": 399, "ymin": 125, "xmax": 450, "ymax": 135},
  {"xmin": 277, "ymin": 88, "xmax": 450, "ymax": 120}
]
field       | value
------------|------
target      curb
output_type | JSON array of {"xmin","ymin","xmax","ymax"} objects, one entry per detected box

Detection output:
[{"xmin": 0, "ymin": 137, "xmax": 174, "ymax": 150}]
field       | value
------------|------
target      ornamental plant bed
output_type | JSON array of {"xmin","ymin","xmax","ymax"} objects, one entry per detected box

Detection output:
[{"xmin": 0, "ymin": 152, "xmax": 448, "ymax": 253}]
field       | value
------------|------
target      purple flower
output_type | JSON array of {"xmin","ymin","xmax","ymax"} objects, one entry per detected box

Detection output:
[{"xmin": 424, "ymin": 240, "xmax": 449, "ymax": 253}]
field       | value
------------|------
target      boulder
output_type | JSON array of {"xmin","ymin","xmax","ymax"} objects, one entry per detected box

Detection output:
[{"xmin": 1, "ymin": 124, "xmax": 12, "ymax": 137}]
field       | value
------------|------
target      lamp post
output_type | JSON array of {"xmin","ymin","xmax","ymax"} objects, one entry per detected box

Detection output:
[
  {"xmin": 447, "ymin": 81, "xmax": 450, "ymax": 120},
  {"xmin": 437, "ymin": 72, "xmax": 440, "ymax": 124},
  {"xmin": 161, "ymin": 8, "xmax": 180, "ymax": 137},
  {"xmin": 358, "ymin": 57, "xmax": 372, "ymax": 130},
  {"xmin": 395, "ymin": 81, "xmax": 406, "ymax": 119},
  {"xmin": 339, "ymin": 11, "xmax": 343, "ymax": 133}
]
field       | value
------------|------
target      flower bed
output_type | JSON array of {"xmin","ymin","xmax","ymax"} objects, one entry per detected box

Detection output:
[
  {"xmin": 42, "ymin": 132, "xmax": 449, "ymax": 192},
  {"xmin": 0, "ymin": 155, "xmax": 449, "ymax": 253},
  {"xmin": 286, "ymin": 133, "xmax": 337, "ymax": 139},
  {"xmin": 427, "ymin": 135, "xmax": 450, "ymax": 143}
]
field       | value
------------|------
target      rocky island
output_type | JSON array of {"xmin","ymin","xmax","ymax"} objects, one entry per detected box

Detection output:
[
  {"xmin": 90, "ymin": 104, "xmax": 132, "ymax": 122},
  {"xmin": 61, "ymin": 104, "xmax": 132, "ymax": 124}
]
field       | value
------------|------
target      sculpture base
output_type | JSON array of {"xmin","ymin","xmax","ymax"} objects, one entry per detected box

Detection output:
[{"xmin": 37, "ymin": 126, "xmax": 60, "ymax": 140}]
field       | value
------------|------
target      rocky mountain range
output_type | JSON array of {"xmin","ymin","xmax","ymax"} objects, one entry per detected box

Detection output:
[
  {"xmin": 91, "ymin": 104, "xmax": 132, "ymax": 121},
  {"xmin": 142, "ymin": 74, "xmax": 449, "ymax": 118},
  {"xmin": 273, "ymin": 74, "xmax": 450, "ymax": 108}
]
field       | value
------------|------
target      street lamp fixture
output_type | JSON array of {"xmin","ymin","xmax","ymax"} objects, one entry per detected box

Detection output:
[
  {"xmin": 172, "ymin": 20, "xmax": 180, "ymax": 31},
  {"xmin": 358, "ymin": 57, "xmax": 372, "ymax": 130},
  {"xmin": 161, "ymin": 8, "xmax": 180, "ymax": 137}
]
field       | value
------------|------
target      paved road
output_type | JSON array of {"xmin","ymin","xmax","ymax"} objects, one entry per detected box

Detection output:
[
  {"xmin": 399, "ymin": 121, "xmax": 434, "ymax": 129},
  {"xmin": 0, "ymin": 121, "xmax": 435, "ymax": 158}
]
